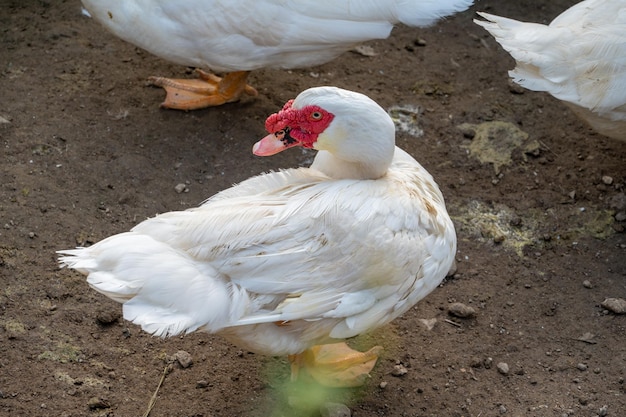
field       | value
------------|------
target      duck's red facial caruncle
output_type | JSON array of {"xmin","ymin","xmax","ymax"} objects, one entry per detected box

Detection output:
[{"xmin": 253, "ymin": 101, "xmax": 335, "ymax": 156}]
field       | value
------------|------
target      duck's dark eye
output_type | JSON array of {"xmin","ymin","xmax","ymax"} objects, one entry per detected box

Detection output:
[{"xmin": 310, "ymin": 111, "xmax": 322, "ymax": 121}]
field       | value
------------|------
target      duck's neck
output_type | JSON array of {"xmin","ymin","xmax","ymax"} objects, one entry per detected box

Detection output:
[{"xmin": 310, "ymin": 149, "xmax": 393, "ymax": 180}]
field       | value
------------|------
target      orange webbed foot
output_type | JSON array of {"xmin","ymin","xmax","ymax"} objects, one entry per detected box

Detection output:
[
  {"xmin": 148, "ymin": 70, "xmax": 257, "ymax": 110},
  {"xmin": 289, "ymin": 342, "xmax": 383, "ymax": 388}
]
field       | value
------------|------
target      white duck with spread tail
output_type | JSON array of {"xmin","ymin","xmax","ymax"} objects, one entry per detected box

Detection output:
[
  {"xmin": 474, "ymin": 0, "xmax": 626, "ymax": 141},
  {"xmin": 59, "ymin": 87, "xmax": 456, "ymax": 387},
  {"xmin": 80, "ymin": 0, "xmax": 473, "ymax": 109}
]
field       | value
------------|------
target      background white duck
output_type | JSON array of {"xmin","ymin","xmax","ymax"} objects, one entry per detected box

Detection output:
[
  {"xmin": 80, "ymin": 0, "xmax": 473, "ymax": 109},
  {"xmin": 474, "ymin": 0, "xmax": 626, "ymax": 142},
  {"xmin": 58, "ymin": 86, "xmax": 456, "ymax": 387}
]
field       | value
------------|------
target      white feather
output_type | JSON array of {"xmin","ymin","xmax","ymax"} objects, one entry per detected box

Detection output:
[
  {"xmin": 474, "ymin": 0, "xmax": 626, "ymax": 141},
  {"xmin": 80, "ymin": 0, "xmax": 472, "ymax": 72}
]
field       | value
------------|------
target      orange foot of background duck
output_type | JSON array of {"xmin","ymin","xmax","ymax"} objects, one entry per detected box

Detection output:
[{"xmin": 149, "ymin": 69, "xmax": 257, "ymax": 110}]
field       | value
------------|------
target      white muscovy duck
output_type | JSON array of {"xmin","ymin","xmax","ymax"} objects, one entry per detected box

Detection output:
[
  {"xmin": 474, "ymin": 0, "xmax": 626, "ymax": 142},
  {"xmin": 58, "ymin": 86, "xmax": 456, "ymax": 387},
  {"xmin": 80, "ymin": 0, "xmax": 473, "ymax": 109}
]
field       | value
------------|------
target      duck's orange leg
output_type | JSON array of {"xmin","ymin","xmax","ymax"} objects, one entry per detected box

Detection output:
[
  {"xmin": 148, "ymin": 70, "xmax": 258, "ymax": 110},
  {"xmin": 288, "ymin": 343, "xmax": 383, "ymax": 388}
]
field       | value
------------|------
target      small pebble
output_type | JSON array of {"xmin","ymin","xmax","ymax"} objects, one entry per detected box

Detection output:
[
  {"xmin": 379, "ymin": 381, "xmax": 388, "ymax": 389},
  {"xmin": 320, "ymin": 402, "xmax": 351, "ymax": 417},
  {"xmin": 448, "ymin": 302, "xmax": 476, "ymax": 318},
  {"xmin": 484, "ymin": 357, "xmax": 493, "ymax": 369},
  {"xmin": 496, "ymin": 362, "xmax": 509, "ymax": 375},
  {"xmin": 582, "ymin": 280, "xmax": 593, "ymax": 289},
  {"xmin": 601, "ymin": 176, "xmax": 613, "ymax": 185},
  {"xmin": 96, "ymin": 309, "xmax": 121, "ymax": 325},
  {"xmin": 598, "ymin": 405, "xmax": 608, "ymax": 416},
  {"xmin": 470, "ymin": 357, "xmax": 483, "ymax": 368},
  {"xmin": 418, "ymin": 318, "xmax": 437, "ymax": 331},
  {"xmin": 174, "ymin": 183, "xmax": 188, "ymax": 193},
  {"xmin": 352, "ymin": 45, "xmax": 377, "ymax": 57},
  {"xmin": 576, "ymin": 363, "xmax": 588, "ymax": 371},
  {"xmin": 173, "ymin": 350, "xmax": 193, "ymax": 368},
  {"xmin": 391, "ymin": 364, "xmax": 408, "ymax": 377},
  {"xmin": 601, "ymin": 297, "xmax": 626, "ymax": 314},
  {"xmin": 196, "ymin": 380, "xmax": 209, "ymax": 389},
  {"xmin": 87, "ymin": 397, "xmax": 110, "ymax": 410}
]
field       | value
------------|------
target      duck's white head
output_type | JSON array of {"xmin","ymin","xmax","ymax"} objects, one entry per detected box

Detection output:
[{"xmin": 253, "ymin": 87, "xmax": 396, "ymax": 180}]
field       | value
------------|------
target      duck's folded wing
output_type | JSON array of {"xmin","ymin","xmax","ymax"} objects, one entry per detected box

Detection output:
[{"xmin": 132, "ymin": 177, "xmax": 447, "ymax": 337}]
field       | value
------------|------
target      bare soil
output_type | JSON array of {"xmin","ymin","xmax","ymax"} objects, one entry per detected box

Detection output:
[{"xmin": 1, "ymin": 1, "xmax": 624, "ymax": 416}]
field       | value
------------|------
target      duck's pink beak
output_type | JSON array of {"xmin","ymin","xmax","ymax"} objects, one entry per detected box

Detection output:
[{"xmin": 253, "ymin": 130, "xmax": 300, "ymax": 156}]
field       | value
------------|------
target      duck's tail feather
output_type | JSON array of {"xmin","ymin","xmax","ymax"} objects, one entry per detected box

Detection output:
[{"xmin": 58, "ymin": 232, "xmax": 249, "ymax": 337}]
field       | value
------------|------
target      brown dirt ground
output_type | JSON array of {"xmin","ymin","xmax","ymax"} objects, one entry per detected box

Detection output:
[{"xmin": 1, "ymin": 1, "xmax": 625, "ymax": 416}]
